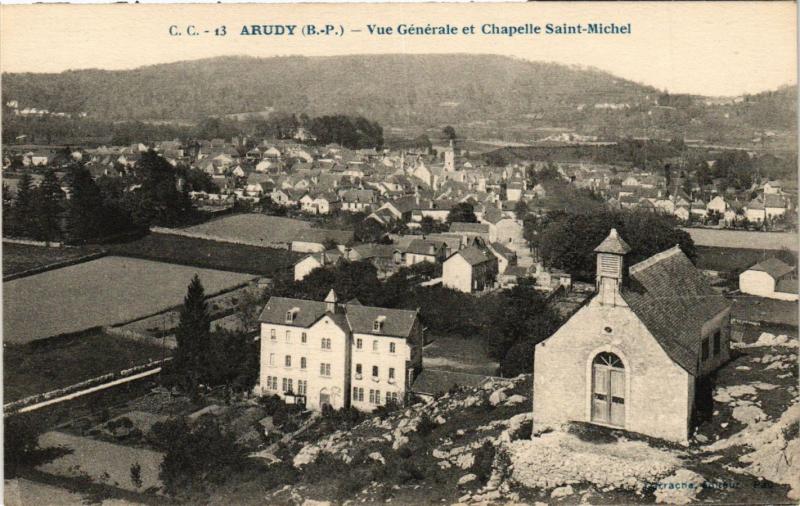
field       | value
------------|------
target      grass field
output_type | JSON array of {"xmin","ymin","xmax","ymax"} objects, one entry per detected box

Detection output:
[
  {"xmin": 682, "ymin": 228, "xmax": 798, "ymax": 251},
  {"xmin": 423, "ymin": 335, "xmax": 498, "ymax": 375},
  {"xmin": 2, "ymin": 242, "xmax": 104, "ymax": 277},
  {"xmin": 3, "ymin": 256, "xmax": 254, "ymax": 343},
  {"xmin": 3, "ymin": 332, "xmax": 168, "ymax": 402},
  {"xmin": 695, "ymin": 246, "xmax": 786, "ymax": 273},
  {"xmin": 107, "ymin": 233, "xmax": 300, "ymax": 276},
  {"xmin": 181, "ymin": 214, "xmax": 312, "ymax": 244}
]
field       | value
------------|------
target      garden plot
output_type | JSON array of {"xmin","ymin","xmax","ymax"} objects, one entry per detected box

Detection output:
[
  {"xmin": 3, "ymin": 256, "xmax": 254, "ymax": 343},
  {"xmin": 37, "ymin": 431, "xmax": 164, "ymax": 494}
]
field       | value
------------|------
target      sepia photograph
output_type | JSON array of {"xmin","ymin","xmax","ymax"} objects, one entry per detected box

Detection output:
[{"xmin": 0, "ymin": 2, "xmax": 797, "ymax": 504}]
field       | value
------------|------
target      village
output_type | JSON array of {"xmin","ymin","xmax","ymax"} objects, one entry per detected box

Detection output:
[{"xmin": 2, "ymin": 114, "xmax": 798, "ymax": 505}]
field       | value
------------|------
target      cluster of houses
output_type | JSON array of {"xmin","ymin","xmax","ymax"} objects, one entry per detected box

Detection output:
[{"xmin": 570, "ymin": 165, "xmax": 794, "ymax": 227}]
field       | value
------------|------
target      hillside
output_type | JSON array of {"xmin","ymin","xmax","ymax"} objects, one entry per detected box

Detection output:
[
  {"xmin": 2, "ymin": 55, "xmax": 795, "ymax": 144},
  {"xmin": 1, "ymin": 55, "xmax": 656, "ymax": 124}
]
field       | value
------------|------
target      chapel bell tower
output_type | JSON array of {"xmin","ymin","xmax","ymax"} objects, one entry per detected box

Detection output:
[{"xmin": 594, "ymin": 228, "xmax": 631, "ymax": 306}]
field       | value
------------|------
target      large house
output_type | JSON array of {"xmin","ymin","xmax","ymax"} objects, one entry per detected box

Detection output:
[
  {"xmin": 258, "ymin": 290, "xmax": 423, "ymax": 412},
  {"xmin": 533, "ymin": 229, "xmax": 731, "ymax": 444}
]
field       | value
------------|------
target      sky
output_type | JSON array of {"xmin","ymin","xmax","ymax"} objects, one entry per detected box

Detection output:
[{"xmin": 1, "ymin": 2, "xmax": 796, "ymax": 96}]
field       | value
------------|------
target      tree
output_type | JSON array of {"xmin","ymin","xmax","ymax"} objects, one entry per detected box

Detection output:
[
  {"xmin": 170, "ymin": 275, "xmax": 212, "ymax": 393},
  {"xmin": 538, "ymin": 209, "xmax": 696, "ymax": 282},
  {"xmin": 64, "ymin": 164, "xmax": 106, "ymax": 242},
  {"xmin": 354, "ymin": 218, "xmax": 386, "ymax": 243},
  {"xmin": 4, "ymin": 413, "xmax": 44, "ymax": 478},
  {"xmin": 513, "ymin": 200, "xmax": 529, "ymax": 218},
  {"xmin": 125, "ymin": 150, "xmax": 194, "ymax": 227},
  {"xmin": 420, "ymin": 216, "xmax": 437, "ymax": 235},
  {"xmin": 442, "ymin": 125, "xmax": 457, "ymax": 141},
  {"xmin": 130, "ymin": 462, "xmax": 143, "ymax": 489},
  {"xmin": 446, "ymin": 202, "xmax": 477, "ymax": 223},
  {"xmin": 32, "ymin": 170, "xmax": 64, "ymax": 243}
]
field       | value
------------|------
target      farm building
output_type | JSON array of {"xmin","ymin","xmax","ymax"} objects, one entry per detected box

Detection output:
[
  {"xmin": 739, "ymin": 258, "xmax": 798, "ymax": 301},
  {"xmin": 533, "ymin": 229, "xmax": 731, "ymax": 444}
]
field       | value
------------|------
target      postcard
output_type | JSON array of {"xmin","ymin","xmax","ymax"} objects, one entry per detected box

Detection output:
[{"xmin": 1, "ymin": 2, "xmax": 797, "ymax": 504}]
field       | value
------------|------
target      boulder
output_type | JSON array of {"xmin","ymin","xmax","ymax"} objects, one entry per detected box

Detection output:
[
  {"xmin": 489, "ymin": 389, "xmax": 508, "ymax": 406},
  {"xmin": 458, "ymin": 473, "xmax": 478, "ymax": 486},
  {"xmin": 654, "ymin": 469, "xmax": 704, "ymax": 504},
  {"xmin": 368, "ymin": 452, "xmax": 385, "ymax": 465},
  {"xmin": 551, "ymin": 485, "xmax": 574, "ymax": 499},
  {"xmin": 392, "ymin": 435, "xmax": 409, "ymax": 450},
  {"xmin": 504, "ymin": 394, "xmax": 527, "ymax": 406},
  {"xmin": 456, "ymin": 452, "xmax": 475, "ymax": 469}
]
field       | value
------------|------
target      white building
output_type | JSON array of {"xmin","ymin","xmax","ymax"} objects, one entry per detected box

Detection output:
[
  {"xmin": 258, "ymin": 290, "xmax": 423, "ymax": 412},
  {"xmin": 739, "ymin": 258, "xmax": 798, "ymax": 301}
]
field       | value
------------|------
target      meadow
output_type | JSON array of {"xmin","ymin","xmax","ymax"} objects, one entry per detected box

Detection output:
[
  {"xmin": 180, "ymin": 214, "xmax": 312, "ymax": 245},
  {"xmin": 3, "ymin": 256, "xmax": 254, "ymax": 343}
]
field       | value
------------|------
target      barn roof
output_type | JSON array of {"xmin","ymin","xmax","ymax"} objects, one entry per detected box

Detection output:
[{"xmin": 747, "ymin": 257, "xmax": 795, "ymax": 280}]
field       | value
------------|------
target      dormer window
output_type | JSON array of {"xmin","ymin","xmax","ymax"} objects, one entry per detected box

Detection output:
[
  {"xmin": 373, "ymin": 315, "xmax": 386, "ymax": 333},
  {"xmin": 285, "ymin": 307, "xmax": 299, "ymax": 323}
]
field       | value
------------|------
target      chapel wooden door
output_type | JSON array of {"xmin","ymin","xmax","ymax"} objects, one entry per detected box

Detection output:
[{"xmin": 591, "ymin": 352, "xmax": 625, "ymax": 427}]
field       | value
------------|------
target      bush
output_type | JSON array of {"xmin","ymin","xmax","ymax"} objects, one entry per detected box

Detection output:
[
  {"xmin": 470, "ymin": 441, "xmax": 496, "ymax": 484},
  {"xmin": 415, "ymin": 413, "xmax": 438, "ymax": 437},
  {"xmin": 4, "ymin": 413, "xmax": 43, "ymax": 478}
]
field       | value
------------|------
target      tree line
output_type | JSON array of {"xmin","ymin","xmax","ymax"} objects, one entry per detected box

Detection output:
[{"xmin": 3, "ymin": 150, "xmax": 208, "ymax": 243}]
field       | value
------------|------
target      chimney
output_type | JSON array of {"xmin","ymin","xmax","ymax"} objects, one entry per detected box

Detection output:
[
  {"xmin": 593, "ymin": 228, "xmax": 631, "ymax": 306},
  {"xmin": 324, "ymin": 289, "xmax": 339, "ymax": 313}
]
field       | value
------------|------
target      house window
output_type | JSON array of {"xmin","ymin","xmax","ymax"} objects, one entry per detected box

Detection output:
[
  {"xmin": 285, "ymin": 330, "xmax": 291, "ymax": 342},
  {"xmin": 321, "ymin": 338, "xmax": 331, "ymax": 350},
  {"xmin": 285, "ymin": 310, "xmax": 295, "ymax": 323},
  {"xmin": 372, "ymin": 366, "xmax": 379, "ymax": 378},
  {"xmin": 369, "ymin": 389, "xmax": 380, "ymax": 404},
  {"xmin": 387, "ymin": 391, "xmax": 399, "ymax": 405},
  {"xmin": 702, "ymin": 337, "xmax": 710, "ymax": 361},
  {"xmin": 372, "ymin": 340, "xmax": 378, "ymax": 352},
  {"xmin": 282, "ymin": 378, "xmax": 288, "ymax": 392},
  {"xmin": 285, "ymin": 355, "xmax": 292, "ymax": 367},
  {"xmin": 298, "ymin": 380, "xmax": 307, "ymax": 395},
  {"xmin": 356, "ymin": 338, "xmax": 363, "ymax": 349},
  {"xmin": 353, "ymin": 387, "xmax": 364, "ymax": 402},
  {"xmin": 270, "ymin": 329, "xmax": 276, "ymax": 340},
  {"xmin": 713, "ymin": 331, "xmax": 721, "ymax": 355},
  {"xmin": 268, "ymin": 376, "xmax": 277, "ymax": 390},
  {"xmin": 389, "ymin": 343, "xmax": 396, "ymax": 354},
  {"xmin": 301, "ymin": 332, "xmax": 307, "ymax": 344},
  {"xmin": 269, "ymin": 353, "xmax": 275, "ymax": 366},
  {"xmin": 266, "ymin": 376, "xmax": 273, "ymax": 390},
  {"xmin": 389, "ymin": 367, "xmax": 395, "ymax": 380},
  {"xmin": 301, "ymin": 357, "xmax": 307, "ymax": 369},
  {"xmin": 320, "ymin": 363, "xmax": 331, "ymax": 377},
  {"xmin": 355, "ymin": 364, "xmax": 362, "ymax": 377}
]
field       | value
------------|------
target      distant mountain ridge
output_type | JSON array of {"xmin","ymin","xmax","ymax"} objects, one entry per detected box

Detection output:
[{"xmin": 2, "ymin": 54, "xmax": 795, "ymax": 143}]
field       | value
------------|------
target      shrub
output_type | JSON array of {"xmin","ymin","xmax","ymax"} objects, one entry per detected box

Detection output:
[
  {"xmin": 470, "ymin": 441, "xmax": 496, "ymax": 484},
  {"xmin": 415, "ymin": 413, "xmax": 438, "ymax": 437}
]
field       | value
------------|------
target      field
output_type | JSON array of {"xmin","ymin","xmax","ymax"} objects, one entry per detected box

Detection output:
[
  {"xmin": 180, "ymin": 214, "xmax": 312, "ymax": 245},
  {"xmin": 3, "ymin": 256, "xmax": 254, "ymax": 343},
  {"xmin": 682, "ymin": 228, "xmax": 798, "ymax": 251},
  {"xmin": 423, "ymin": 335, "xmax": 498, "ymax": 375},
  {"xmin": 3, "ymin": 331, "xmax": 168, "ymax": 402},
  {"xmin": 107, "ymin": 233, "xmax": 301, "ymax": 276},
  {"xmin": 2, "ymin": 242, "xmax": 104, "ymax": 277},
  {"xmin": 695, "ymin": 246, "xmax": 782, "ymax": 273}
]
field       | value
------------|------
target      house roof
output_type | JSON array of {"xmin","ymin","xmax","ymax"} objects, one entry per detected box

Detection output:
[
  {"xmin": 257, "ymin": 295, "xmax": 418, "ymax": 339},
  {"xmin": 410, "ymin": 369, "xmax": 491, "ymax": 396},
  {"xmin": 449, "ymin": 222, "xmax": 490, "ymax": 234},
  {"xmin": 764, "ymin": 194, "xmax": 786, "ymax": 209},
  {"xmin": 748, "ymin": 257, "xmax": 795, "ymax": 280},
  {"xmin": 621, "ymin": 246, "xmax": 730, "ymax": 374},
  {"xmin": 489, "ymin": 242, "xmax": 516, "ymax": 261},
  {"xmin": 406, "ymin": 239, "xmax": 445, "ymax": 256},
  {"xmin": 453, "ymin": 246, "xmax": 495, "ymax": 266},
  {"xmin": 593, "ymin": 228, "xmax": 631, "ymax": 255}
]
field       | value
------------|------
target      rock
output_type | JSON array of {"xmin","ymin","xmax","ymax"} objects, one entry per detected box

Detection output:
[
  {"xmin": 293, "ymin": 445, "xmax": 321, "ymax": 467},
  {"xmin": 392, "ymin": 435, "xmax": 409, "ymax": 450},
  {"xmin": 736, "ymin": 366, "xmax": 751, "ymax": 371},
  {"xmin": 489, "ymin": 389, "xmax": 508, "ymax": 406},
  {"xmin": 504, "ymin": 394, "xmax": 527, "ymax": 406},
  {"xmin": 654, "ymin": 469, "xmax": 704, "ymax": 504},
  {"xmin": 302, "ymin": 500, "xmax": 331, "ymax": 506},
  {"xmin": 458, "ymin": 494, "xmax": 472, "ymax": 503},
  {"xmin": 435, "ymin": 415, "xmax": 447, "ymax": 425},
  {"xmin": 433, "ymin": 448, "xmax": 449, "ymax": 459},
  {"xmin": 721, "ymin": 423, "xmax": 729, "ymax": 428},
  {"xmin": 732, "ymin": 405, "xmax": 767, "ymax": 425},
  {"xmin": 694, "ymin": 434, "xmax": 709, "ymax": 443},
  {"xmin": 458, "ymin": 473, "xmax": 478, "ymax": 486},
  {"xmin": 368, "ymin": 452, "xmax": 385, "ymax": 465},
  {"xmin": 551, "ymin": 485, "xmax": 574, "ymax": 498},
  {"xmin": 456, "ymin": 452, "xmax": 475, "ymax": 469}
]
